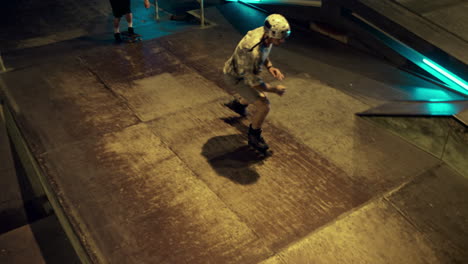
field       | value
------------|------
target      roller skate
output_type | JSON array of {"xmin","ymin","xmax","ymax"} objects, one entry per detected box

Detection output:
[
  {"xmin": 248, "ymin": 125, "xmax": 272, "ymax": 157},
  {"xmin": 121, "ymin": 27, "xmax": 142, "ymax": 43}
]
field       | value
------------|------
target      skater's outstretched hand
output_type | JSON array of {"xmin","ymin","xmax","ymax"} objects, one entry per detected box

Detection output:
[
  {"xmin": 275, "ymin": 85, "xmax": 286, "ymax": 96},
  {"xmin": 144, "ymin": 0, "xmax": 150, "ymax": 8},
  {"xmin": 269, "ymin": 67, "xmax": 284, "ymax": 81}
]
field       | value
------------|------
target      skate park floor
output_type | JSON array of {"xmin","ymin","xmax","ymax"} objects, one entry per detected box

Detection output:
[{"xmin": 1, "ymin": 1, "xmax": 467, "ymax": 263}]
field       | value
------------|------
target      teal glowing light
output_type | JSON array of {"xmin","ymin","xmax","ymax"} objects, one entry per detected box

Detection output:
[
  {"xmin": 225, "ymin": 0, "xmax": 260, "ymax": 3},
  {"xmin": 348, "ymin": 12, "xmax": 468, "ymax": 96},
  {"xmin": 423, "ymin": 58, "xmax": 468, "ymax": 91},
  {"xmin": 425, "ymin": 102, "xmax": 458, "ymax": 115},
  {"xmin": 411, "ymin": 87, "xmax": 457, "ymax": 101}
]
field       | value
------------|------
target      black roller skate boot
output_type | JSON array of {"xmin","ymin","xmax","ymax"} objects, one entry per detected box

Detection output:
[
  {"xmin": 125, "ymin": 27, "xmax": 142, "ymax": 42},
  {"xmin": 225, "ymin": 99, "xmax": 248, "ymax": 117},
  {"xmin": 128, "ymin": 27, "xmax": 136, "ymax": 36},
  {"xmin": 248, "ymin": 125, "xmax": 271, "ymax": 155},
  {"xmin": 114, "ymin": 32, "xmax": 122, "ymax": 43}
]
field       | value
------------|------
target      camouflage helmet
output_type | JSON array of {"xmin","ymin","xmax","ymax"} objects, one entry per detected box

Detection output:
[{"xmin": 264, "ymin": 14, "xmax": 291, "ymax": 39}]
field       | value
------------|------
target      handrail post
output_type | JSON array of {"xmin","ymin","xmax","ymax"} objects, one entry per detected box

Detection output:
[
  {"xmin": 0, "ymin": 52, "xmax": 6, "ymax": 72},
  {"xmin": 200, "ymin": 0, "xmax": 205, "ymax": 27},
  {"xmin": 155, "ymin": 0, "xmax": 160, "ymax": 21}
]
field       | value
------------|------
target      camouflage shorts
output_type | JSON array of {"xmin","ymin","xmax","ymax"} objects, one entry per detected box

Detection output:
[{"xmin": 223, "ymin": 74, "xmax": 265, "ymax": 104}]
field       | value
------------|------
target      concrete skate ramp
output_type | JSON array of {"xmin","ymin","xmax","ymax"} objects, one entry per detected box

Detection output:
[
  {"xmin": 0, "ymin": 0, "xmax": 220, "ymax": 52},
  {"xmin": 0, "ymin": 59, "xmax": 371, "ymax": 263},
  {"xmin": 1, "ymin": 3, "xmax": 468, "ymax": 264},
  {"xmin": 344, "ymin": 0, "xmax": 468, "ymax": 76},
  {"xmin": 395, "ymin": 0, "xmax": 468, "ymax": 43},
  {"xmin": 0, "ymin": 0, "xmax": 112, "ymax": 51}
]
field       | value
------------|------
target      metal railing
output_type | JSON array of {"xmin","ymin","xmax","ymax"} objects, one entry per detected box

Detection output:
[
  {"xmin": 154, "ymin": 0, "xmax": 160, "ymax": 21},
  {"xmin": 200, "ymin": 0, "xmax": 205, "ymax": 27},
  {"xmin": 0, "ymin": 52, "xmax": 6, "ymax": 72}
]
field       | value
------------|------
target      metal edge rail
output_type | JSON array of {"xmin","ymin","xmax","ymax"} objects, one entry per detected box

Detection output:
[
  {"xmin": 236, "ymin": 0, "xmax": 321, "ymax": 7},
  {"xmin": 1, "ymin": 101, "xmax": 95, "ymax": 264}
]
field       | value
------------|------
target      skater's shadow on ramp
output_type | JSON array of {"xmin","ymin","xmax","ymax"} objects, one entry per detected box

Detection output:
[{"xmin": 202, "ymin": 134, "xmax": 266, "ymax": 185}]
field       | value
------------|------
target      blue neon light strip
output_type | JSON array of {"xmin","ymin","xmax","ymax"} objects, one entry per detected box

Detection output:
[
  {"xmin": 349, "ymin": 13, "xmax": 468, "ymax": 96},
  {"xmin": 422, "ymin": 59, "xmax": 468, "ymax": 90}
]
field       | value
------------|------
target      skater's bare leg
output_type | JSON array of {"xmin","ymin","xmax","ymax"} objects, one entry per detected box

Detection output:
[
  {"xmin": 113, "ymin": 17, "xmax": 123, "ymax": 42},
  {"xmin": 251, "ymin": 97, "xmax": 270, "ymax": 129},
  {"xmin": 125, "ymin": 13, "xmax": 133, "ymax": 28},
  {"xmin": 113, "ymin": 17, "xmax": 121, "ymax": 33}
]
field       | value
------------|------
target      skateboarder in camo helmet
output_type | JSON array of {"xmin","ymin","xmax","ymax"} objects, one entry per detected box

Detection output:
[
  {"xmin": 109, "ymin": 0, "xmax": 150, "ymax": 43},
  {"xmin": 223, "ymin": 14, "xmax": 291, "ymax": 153}
]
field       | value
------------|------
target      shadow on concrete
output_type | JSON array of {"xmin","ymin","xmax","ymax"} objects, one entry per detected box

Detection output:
[
  {"xmin": 0, "ymin": 139, "xmax": 48, "ymax": 235},
  {"xmin": 6, "ymin": 137, "xmax": 80, "ymax": 263},
  {"xmin": 202, "ymin": 134, "xmax": 266, "ymax": 185}
]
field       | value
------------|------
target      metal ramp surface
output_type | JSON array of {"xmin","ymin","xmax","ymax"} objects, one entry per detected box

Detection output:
[
  {"xmin": 1, "ymin": 2, "xmax": 467, "ymax": 263},
  {"xmin": 357, "ymin": 101, "xmax": 468, "ymax": 117}
]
